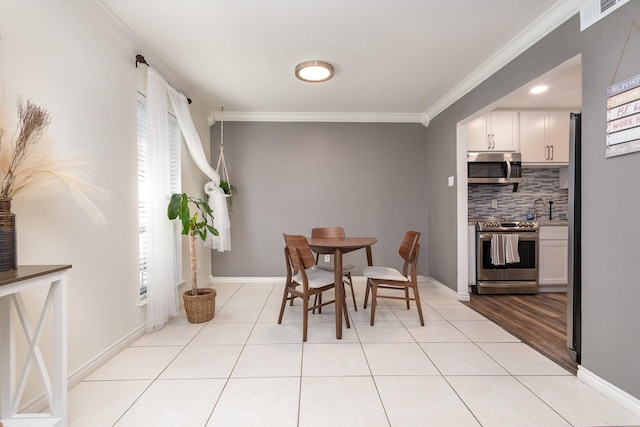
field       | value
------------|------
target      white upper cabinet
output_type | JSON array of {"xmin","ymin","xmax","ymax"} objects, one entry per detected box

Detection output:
[
  {"xmin": 466, "ymin": 111, "xmax": 519, "ymax": 152},
  {"xmin": 519, "ymin": 111, "xmax": 570, "ymax": 164}
]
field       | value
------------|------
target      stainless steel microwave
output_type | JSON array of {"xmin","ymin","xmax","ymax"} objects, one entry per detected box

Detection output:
[{"xmin": 468, "ymin": 152, "xmax": 522, "ymax": 190}]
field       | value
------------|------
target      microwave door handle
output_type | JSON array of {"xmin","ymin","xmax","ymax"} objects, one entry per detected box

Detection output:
[{"xmin": 505, "ymin": 160, "xmax": 512, "ymax": 179}]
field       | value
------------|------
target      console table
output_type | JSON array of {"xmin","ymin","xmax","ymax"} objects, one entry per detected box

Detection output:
[{"xmin": 0, "ymin": 265, "xmax": 72, "ymax": 427}]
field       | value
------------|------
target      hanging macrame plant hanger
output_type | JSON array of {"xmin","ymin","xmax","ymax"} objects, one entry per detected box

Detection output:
[{"xmin": 216, "ymin": 107, "xmax": 231, "ymax": 195}]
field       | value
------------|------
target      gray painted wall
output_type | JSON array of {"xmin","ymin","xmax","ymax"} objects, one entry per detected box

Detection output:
[
  {"xmin": 428, "ymin": 5, "xmax": 640, "ymax": 399},
  {"xmin": 210, "ymin": 122, "xmax": 429, "ymax": 277},
  {"xmin": 579, "ymin": 2, "xmax": 640, "ymax": 398}
]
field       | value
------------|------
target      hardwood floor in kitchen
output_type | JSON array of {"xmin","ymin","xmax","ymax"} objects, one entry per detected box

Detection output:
[{"xmin": 464, "ymin": 292, "xmax": 577, "ymax": 374}]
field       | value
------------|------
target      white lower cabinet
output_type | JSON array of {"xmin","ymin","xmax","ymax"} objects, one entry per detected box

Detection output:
[{"xmin": 538, "ymin": 226, "xmax": 568, "ymax": 285}]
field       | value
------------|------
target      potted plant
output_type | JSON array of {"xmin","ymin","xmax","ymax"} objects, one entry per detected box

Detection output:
[
  {"xmin": 219, "ymin": 180, "xmax": 237, "ymax": 211},
  {"xmin": 167, "ymin": 192, "xmax": 218, "ymax": 323}
]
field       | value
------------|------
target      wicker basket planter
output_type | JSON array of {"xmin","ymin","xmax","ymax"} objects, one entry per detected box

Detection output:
[{"xmin": 183, "ymin": 288, "xmax": 216, "ymax": 323}]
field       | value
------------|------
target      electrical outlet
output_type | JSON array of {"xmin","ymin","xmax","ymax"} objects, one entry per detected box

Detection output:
[
  {"xmin": 324, "ymin": 255, "xmax": 331, "ymax": 263},
  {"xmin": 491, "ymin": 200, "xmax": 498, "ymax": 208}
]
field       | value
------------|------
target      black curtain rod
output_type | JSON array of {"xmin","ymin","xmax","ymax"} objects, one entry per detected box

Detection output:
[{"xmin": 136, "ymin": 54, "xmax": 192, "ymax": 105}]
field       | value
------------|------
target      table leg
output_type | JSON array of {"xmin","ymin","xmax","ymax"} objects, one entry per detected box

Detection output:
[{"xmin": 334, "ymin": 248, "xmax": 343, "ymax": 339}]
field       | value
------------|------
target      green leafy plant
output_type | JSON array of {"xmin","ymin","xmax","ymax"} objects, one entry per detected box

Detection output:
[
  {"xmin": 219, "ymin": 180, "xmax": 237, "ymax": 211},
  {"xmin": 167, "ymin": 193, "xmax": 218, "ymax": 294}
]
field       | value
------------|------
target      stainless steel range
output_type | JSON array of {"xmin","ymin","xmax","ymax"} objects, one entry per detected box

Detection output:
[{"xmin": 475, "ymin": 220, "xmax": 539, "ymax": 294}]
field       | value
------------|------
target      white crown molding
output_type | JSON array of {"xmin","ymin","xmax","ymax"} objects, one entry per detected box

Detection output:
[
  {"xmin": 69, "ymin": 0, "xmax": 206, "ymax": 108},
  {"xmin": 69, "ymin": 0, "xmax": 140, "ymax": 54},
  {"xmin": 422, "ymin": 0, "xmax": 587, "ymax": 123},
  {"xmin": 72, "ymin": 0, "xmax": 585, "ymax": 125},
  {"xmin": 206, "ymin": 111, "xmax": 424, "ymax": 123}
]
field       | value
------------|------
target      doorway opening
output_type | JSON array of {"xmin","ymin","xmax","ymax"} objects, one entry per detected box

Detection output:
[{"xmin": 457, "ymin": 54, "xmax": 582, "ymax": 372}]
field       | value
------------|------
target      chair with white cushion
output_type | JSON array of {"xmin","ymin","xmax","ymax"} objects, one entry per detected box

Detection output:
[
  {"xmin": 363, "ymin": 230, "xmax": 424, "ymax": 326},
  {"xmin": 311, "ymin": 227, "xmax": 357, "ymax": 311},
  {"xmin": 279, "ymin": 233, "xmax": 350, "ymax": 341}
]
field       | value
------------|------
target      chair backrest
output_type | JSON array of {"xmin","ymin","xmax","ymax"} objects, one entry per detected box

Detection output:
[
  {"xmin": 398, "ymin": 230, "xmax": 421, "ymax": 264},
  {"xmin": 283, "ymin": 234, "xmax": 316, "ymax": 271},
  {"xmin": 311, "ymin": 227, "xmax": 346, "ymax": 239}
]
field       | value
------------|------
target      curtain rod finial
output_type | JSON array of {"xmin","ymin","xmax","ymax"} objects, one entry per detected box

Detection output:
[{"xmin": 135, "ymin": 54, "xmax": 148, "ymax": 68}]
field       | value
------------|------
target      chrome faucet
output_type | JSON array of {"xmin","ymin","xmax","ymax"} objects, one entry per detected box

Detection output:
[{"xmin": 533, "ymin": 198, "xmax": 545, "ymax": 220}]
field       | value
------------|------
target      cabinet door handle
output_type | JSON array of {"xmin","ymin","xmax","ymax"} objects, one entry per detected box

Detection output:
[
  {"xmin": 550, "ymin": 145, "xmax": 554, "ymax": 160},
  {"xmin": 487, "ymin": 134, "xmax": 490, "ymax": 149},
  {"xmin": 491, "ymin": 134, "xmax": 495, "ymax": 149},
  {"xmin": 545, "ymin": 145, "xmax": 549, "ymax": 160}
]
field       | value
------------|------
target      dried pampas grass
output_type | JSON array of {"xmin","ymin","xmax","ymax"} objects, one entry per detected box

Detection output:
[{"xmin": 0, "ymin": 98, "xmax": 109, "ymax": 225}]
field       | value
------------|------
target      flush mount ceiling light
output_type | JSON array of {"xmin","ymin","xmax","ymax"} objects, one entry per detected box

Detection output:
[
  {"xmin": 295, "ymin": 60, "xmax": 334, "ymax": 83},
  {"xmin": 530, "ymin": 85, "xmax": 549, "ymax": 94}
]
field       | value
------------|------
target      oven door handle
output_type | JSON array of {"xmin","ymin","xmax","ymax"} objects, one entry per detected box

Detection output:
[
  {"xmin": 478, "ymin": 232, "xmax": 538, "ymax": 240},
  {"xmin": 505, "ymin": 160, "xmax": 512, "ymax": 179}
]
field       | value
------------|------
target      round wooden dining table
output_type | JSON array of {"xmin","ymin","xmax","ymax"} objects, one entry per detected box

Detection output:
[{"xmin": 307, "ymin": 236, "xmax": 377, "ymax": 339}]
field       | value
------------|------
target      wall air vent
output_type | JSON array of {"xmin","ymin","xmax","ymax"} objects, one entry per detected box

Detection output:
[{"xmin": 580, "ymin": 0, "xmax": 629, "ymax": 31}]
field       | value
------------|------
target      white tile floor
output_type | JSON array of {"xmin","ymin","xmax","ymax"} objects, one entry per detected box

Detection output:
[{"xmin": 69, "ymin": 280, "xmax": 640, "ymax": 427}]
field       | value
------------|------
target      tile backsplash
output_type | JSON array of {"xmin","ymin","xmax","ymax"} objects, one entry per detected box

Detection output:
[{"xmin": 468, "ymin": 168, "xmax": 568, "ymax": 221}]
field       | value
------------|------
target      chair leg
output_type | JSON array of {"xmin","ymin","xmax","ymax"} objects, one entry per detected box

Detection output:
[
  {"xmin": 289, "ymin": 282, "xmax": 298, "ymax": 306},
  {"xmin": 363, "ymin": 278, "xmax": 371, "ymax": 309},
  {"xmin": 278, "ymin": 287, "xmax": 289, "ymax": 324},
  {"xmin": 303, "ymin": 295, "xmax": 309, "ymax": 342},
  {"xmin": 342, "ymin": 293, "xmax": 351, "ymax": 329},
  {"xmin": 412, "ymin": 284, "xmax": 425, "ymax": 326},
  {"xmin": 345, "ymin": 273, "xmax": 357, "ymax": 312},
  {"xmin": 370, "ymin": 282, "xmax": 377, "ymax": 326},
  {"xmin": 405, "ymin": 287, "xmax": 410, "ymax": 309}
]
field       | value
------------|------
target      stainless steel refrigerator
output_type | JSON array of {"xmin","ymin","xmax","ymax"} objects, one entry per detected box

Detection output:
[{"xmin": 567, "ymin": 112, "xmax": 581, "ymax": 363}]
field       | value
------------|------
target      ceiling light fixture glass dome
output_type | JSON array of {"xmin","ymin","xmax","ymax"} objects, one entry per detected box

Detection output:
[
  {"xmin": 295, "ymin": 60, "xmax": 334, "ymax": 83},
  {"xmin": 530, "ymin": 85, "xmax": 549, "ymax": 94}
]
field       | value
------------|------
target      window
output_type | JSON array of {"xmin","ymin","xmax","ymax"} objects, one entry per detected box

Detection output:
[{"xmin": 137, "ymin": 93, "xmax": 181, "ymax": 300}]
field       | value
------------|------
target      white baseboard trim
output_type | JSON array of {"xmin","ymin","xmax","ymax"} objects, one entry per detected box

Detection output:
[
  {"xmin": 68, "ymin": 323, "xmax": 147, "ymax": 387},
  {"xmin": 211, "ymin": 275, "xmax": 371, "ymax": 285},
  {"xmin": 210, "ymin": 276, "xmax": 464, "ymax": 296},
  {"xmin": 577, "ymin": 366, "xmax": 640, "ymax": 417},
  {"xmin": 424, "ymin": 275, "xmax": 470, "ymax": 301},
  {"xmin": 211, "ymin": 276, "xmax": 286, "ymax": 284},
  {"xmin": 538, "ymin": 284, "xmax": 568, "ymax": 293},
  {"xmin": 20, "ymin": 323, "xmax": 147, "ymax": 414}
]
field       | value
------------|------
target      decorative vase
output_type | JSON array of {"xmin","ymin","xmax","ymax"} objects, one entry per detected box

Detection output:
[{"xmin": 0, "ymin": 199, "xmax": 17, "ymax": 271}]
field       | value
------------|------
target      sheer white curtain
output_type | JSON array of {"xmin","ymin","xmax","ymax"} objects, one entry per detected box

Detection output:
[
  {"xmin": 145, "ymin": 67, "xmax": 232, "ymax": 332},
  {"xmin": 166, "ymin": 87, "xmax": 231, "ymax": 252},
  {"xmin": 145, "ymin": 68, "xmax": 179, "ymax": 332}
]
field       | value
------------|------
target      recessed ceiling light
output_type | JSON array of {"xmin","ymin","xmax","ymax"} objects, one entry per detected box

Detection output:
[
  {"xmin": 295, "ymin": 60, "xmax": 334, "ymax": 83},
  {"xmin": 530, "ymin": 85, "xmax": 549, "ymax": 94}
]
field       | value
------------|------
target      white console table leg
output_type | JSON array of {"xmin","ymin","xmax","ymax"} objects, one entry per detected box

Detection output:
[{"xmin": 0, "ymin": 265, "xmax": 71, "ymax": 427}]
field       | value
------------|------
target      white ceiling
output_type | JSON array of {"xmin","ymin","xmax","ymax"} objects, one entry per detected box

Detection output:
[{"xmin": 93, "ymin": 0, "xmax": 585, "ymax": 122}]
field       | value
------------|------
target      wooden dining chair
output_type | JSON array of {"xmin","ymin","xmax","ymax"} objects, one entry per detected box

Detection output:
[
  {"xmin": 363, "ymin": 230, "xmax": 424, "ymax": 326},
  {"xmin": 311, "ymin": 227, "xmax": 357, "ymax": 311},
  {"xmin": 279, "ymin": 233, "xmax": 350, "ymax": 341}
]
